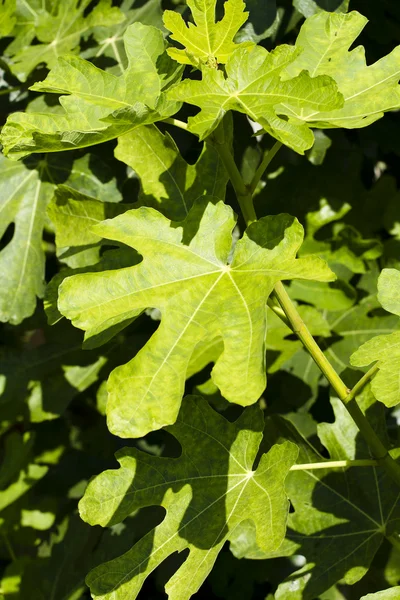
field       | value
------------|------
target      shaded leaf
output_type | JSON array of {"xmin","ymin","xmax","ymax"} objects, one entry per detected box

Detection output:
[
  {"xmin": 0, "ymin": 155, "xmax": 53, "ymax": 324},
  {"xmin": 4, "ymin": 0, "xmax": 124, "ymax": 81},
  {"xmin": 233, "ymin": 387, "xmax": 400, "ymax": 599},
  {"xmin": 89, "ymin": 0, "xmax": 164, "ymax": 73},
  {"xmin": 114, "ymin": 122, "xmax": 229, "ymax": 220},
  {"xmin": 294, "ymin": 0, "xmax": 349, "ymax": 19},
  {"xmin": 58, "ymin": 199, "xmax": 334, "ymax": 437},
  {"xmin": 79, "ymin": 396, "xmax": 298, "ymax": 600}
]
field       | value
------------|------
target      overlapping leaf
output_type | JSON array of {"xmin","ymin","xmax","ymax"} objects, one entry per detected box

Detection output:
[
  {"xmin": 0, "ymin": 151, "xmax": 122, "ymax": 324},
  {"xmin": 89, "ymin": 0, "xmax": 164, "ymax": 73},
  {"xmin": 114, "ymin": 122, "xmax": 229, "ymax": 220},
  {"xmin": 232, "ymin": 387, "xmax": 400, "ymax": 599},
  {"xmin": 0, "ymin": 0, "xmax": 15, "ymax": 37},
  {"xmin": 163, "ymin": 0, "xmax": 251, "ymax": 67},
  {"xmin": 79, "ymin": 395, "xmax": 298, "ymax": 600},
  {"xmin": 351, "ymin": 268, "xmax": 400, "ymax": 407},
  {"xmin": 283, "ymin": 11, "xmax": 400, "ymax": 129},
  {"xmin": 4, "ymin": 0, "xmax": 124, "ymax": 81},
  {"xmin": 361, "ymin": 588, "xmax": 400, "ymax": 600},
  {"xmin": 58, "ymin": 199, "xmax": 334, "ymax": 437},
  {"xmin": 1, "ymin": 24, "xmax": 183, "ymax": 159},
  {"xmin": 168, "ymin": 44, "xmax": 342, "ymax": 152},
  {"xmin": 0, "ymin": 154, "xmax": 53, "ymax": 324}
]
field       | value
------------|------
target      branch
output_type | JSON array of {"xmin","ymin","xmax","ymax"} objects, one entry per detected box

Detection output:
[
  {"xmin": 214, "ymin": 122, "xmax": 400, "ymax": 489},
  {"xmin": 272, "ymin": 281, "xmax": 400, "ymax": 488}
]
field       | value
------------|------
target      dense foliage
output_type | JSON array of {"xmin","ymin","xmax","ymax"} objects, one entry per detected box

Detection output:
[{"xmin": 1, "ymin": 1, "xmax": 400, "ymax": 598}]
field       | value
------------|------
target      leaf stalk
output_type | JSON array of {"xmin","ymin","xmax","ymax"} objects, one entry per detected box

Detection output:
[
  {"xmin": 249, "ymin": 141, "xmax": 282, "ymax": 194},
  {"xmin": 215, "ymin": 127, "xmax": 400, "ymax": 489},
  {"xmin": 290, "ymin": 459, "xmax": 379, "ymax": 471}
]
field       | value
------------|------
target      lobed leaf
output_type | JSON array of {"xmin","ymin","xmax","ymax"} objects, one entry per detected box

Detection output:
[
  {"xmin": 4, "ymin": 0, "xmax": 124, "ymax": 82},
  {"xmin": 168, "ymin": 44, "xmax": 342, "ymax": 152},
  {"xmin": 283, "ymin": 11, "xmax": 400, "ymax": 129},
  {"xmin": 58, "ymin": 199, "xmax": 334, "ymax": 437},
  {"xmin": 79, "ymin": 395, "xmax": 298, "ymax": 600},
  {"xmin": 1, "ymin": 23, "xmax": 183, "ymax": 159},
  {"xmin": 163, "ymin": 0, "xmax": 252, "ymax": 67},
  {"xmin": 114, "ymin": 122, "xmax": 229, "ymax": 220},
  {"xmin": 233, "ymin": 387, "xmax": 400, "ymax": 599}
]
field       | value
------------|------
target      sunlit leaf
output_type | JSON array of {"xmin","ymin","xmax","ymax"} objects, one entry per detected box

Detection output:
[
  {"xmin": 1, "ymin": 24, "xmax": 183, "ymax": 159},
  {"xmin": 283, "ymin": 11, "xmax": 400, "ymax": 130},
  {"xmin": 169, "ymin": 44, "xmax": 342, "ymax": 152},
  {"xmin": 80, "ymin": 396, "xmax": 298, "ymax": 599},
  {"xmin": 58, "ymin": 199, "xmax": 334, "ymax": 437},
  {"xmin": 163, "ymin": 0, "xmax": 251, "ymax": 67}
]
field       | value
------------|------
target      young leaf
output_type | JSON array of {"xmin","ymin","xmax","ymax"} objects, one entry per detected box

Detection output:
[
  {"xmin": 114, "ymin": 123, "xmax": 229, "ymax": 220},
  {"xmin": 58, "ymin": 200, "xmax": 334, "ymax": 437},
  {"xmin": 4, "ymin": 0, "xmax": 124, "ymax": 82},
  {"xmin": 1, "ymin": 23, "xmax": 183, "ymax": 159},
  {"xmin": 168, "ymin": 45, "xmax": 342, "ymax": 152},
  {"xmin": 283, "ymin": 11, "xmax": 400, "ymax": 129},
  {"xmin": 163, "ymin": 0, "xmax": 251, "ymax": 68},
  {"xmin": 79, "ymin": 396, "xmax": 298, "ymax": 600}
]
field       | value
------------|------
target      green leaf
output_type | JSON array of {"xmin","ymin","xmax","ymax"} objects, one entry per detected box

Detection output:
[
  {"xmin": 47, "ymin": 186, "xmax": 129, "ymax": 267},
  {"xmin": 351, "ymin": 269, "xmax": 400, "ymax": 406},
  {"xmin": 168, "ymin": 44, "xmax": 342, "ymax": 152},
  {"xmin": 163, "ymin": 0, "xmax": 251, "ymax": 68},
  {"xmin": 321, "ymin": 295, "xmax": 400, "ymax": 372},
  {"xmin": 377, "ymin": 268, "xmax": 400, "ymax": 316},
  {"xmin": 294, "ymin": 0, "xmax": 349, "ymax": 19},
  {"xmin": 89, "ymin": 0, "xmax": 164, "ymax": 74},
  {"xmin": 234, "ymin": 387, "xmax": 400, "ymax": 599},
  {"xmin": 79, "ymin": 396, "xmax": 298, "ymax": 599},
  {"xmin": 361, "ymin": 588, "xmax": 400, "ymax": 600},
  {"xmin": 0, "ymin": 154, "xmax": 53, "ymax": 324},
  {"xmin": 0, "ymin": 0, "xmax": 16, "ymax": 37},
  {"xmin": 283, "ymin": 11, "xmax": 400, "ymax": 130},
  {"xmin": 114, "ymin": 123, "xmax": 229, "ymax": 220},
  {"xmin": 4, "ymin": 0, "xmax": 124, "ymax": 82},
  {"xmin": 58, "ymin": 200, "xmax": 334, "ymax": 437},
  {"xmin": 351, "ymin": 333, "xmax": 400, "ymax": 407},
  {"xmin": 1, "ymin": 23, "xmax": 183, "ymax": 159}
]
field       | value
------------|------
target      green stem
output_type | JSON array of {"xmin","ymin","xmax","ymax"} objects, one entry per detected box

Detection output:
[
  {"xmin": 0, "ymin": 86, "xmax": 21, "ymax": 96},
  {"xmin": 290, "ymin": 459, "xmax": 378, "ymax": 471},
  {"xmin": 273, "ymin": 281, "xmax": 400, "ymax": 488},
  {"xmin": 249, "ymin": 141, "xmax": 282, "ymax": 194},
  {"xmin": 343, "ymin": 363, "xmax": 380, "ymax": 405},
  {"xmin": 214, "ymin": 128, "xmax": 400, "ymax": 489},
  {"xmin": 214, "ymin": 140, "xmax": 257, "ymax": 224},
  {"xmin": 162, "ymin": 117, "xmax": 189, "ymax": 131},
  {"xmin": 2, "ymin": 533, "xmax": 16, "ymax": 561}
]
